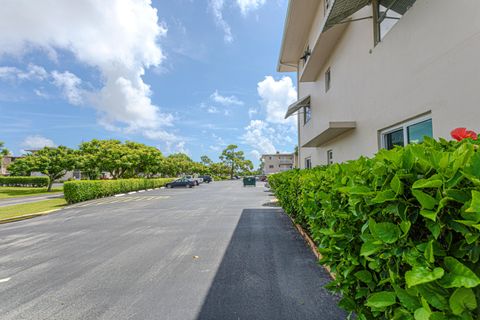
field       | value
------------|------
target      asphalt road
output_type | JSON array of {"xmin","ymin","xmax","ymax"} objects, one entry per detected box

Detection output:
[{"xmin": 0, "ymin": 181, "xmax": 345, "ymax": 320}]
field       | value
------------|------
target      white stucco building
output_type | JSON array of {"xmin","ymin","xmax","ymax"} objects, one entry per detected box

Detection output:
[
  {"xmin": 261, "ymin": 152, "xmax": 295, "ymax": 175},
  {"xmin": 279, "ymin": 0, "xmax": 480, "ymax": 168}
]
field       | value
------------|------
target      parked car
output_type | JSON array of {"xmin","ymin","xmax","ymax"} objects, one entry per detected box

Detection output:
[
  {"xmin": 199, "ymin": 175, "xmax": 212, "ymax": 183},
  {"xmin": 185, "ymin": 175, "xmax": 201, "ymax": 185},
  {"xmin": 165, "ymin": 178, "xmax": 195, "ymax": 188}
]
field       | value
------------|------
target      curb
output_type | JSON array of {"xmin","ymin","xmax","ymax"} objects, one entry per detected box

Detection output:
[
  {"xmin": 0, "ymin": 208, "xmax": 62, "ymax": 225},
  {"xmin": 284, "ymin": 208, "xmax": 336, "ymax": 280}
]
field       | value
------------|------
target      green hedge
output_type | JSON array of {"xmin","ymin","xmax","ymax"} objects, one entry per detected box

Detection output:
[
  {"xmin": 64, "ymin": 178, "xmax": 174, "ymax": 204},
  {"xmin": 269, "ymin": 137, "xmax": 480, "ymax": 320},
  {"xmin": 0, "ymin": 176, "xmax": 50, "ymax": 187}
]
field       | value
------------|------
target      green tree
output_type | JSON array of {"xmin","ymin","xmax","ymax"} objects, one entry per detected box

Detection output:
[
  {"xmin": 0, "ymin": 141, "xmax": 9, "ymax": 161},
  {"xmin": 219, "ymin": 144, "xmax": 251, "ymax": 179},
  {"xmin": 8, "ymin": 146, "xmax": 76, "ymax": 191},
  {"xmin": 200, "ymin": 155, "xmax": 213, "ymax": 166}
]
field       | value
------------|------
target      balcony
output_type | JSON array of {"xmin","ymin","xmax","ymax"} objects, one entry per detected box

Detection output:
[
  {"xmin": 279, "ymin": 159, "xmax": 293, "ymax": 164},
  {"xmin": 301, "ymin": 121, "xmax": 356, "ymax": 147}
]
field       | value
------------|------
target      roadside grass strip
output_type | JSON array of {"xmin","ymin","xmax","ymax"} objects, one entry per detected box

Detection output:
[
  {"xmin": 0, "ymin": 198, "xmax": 67, "ymax": 222},
  {"xmin": 0, "ymin": 187, "xmax": 63, "ymax": 200}
]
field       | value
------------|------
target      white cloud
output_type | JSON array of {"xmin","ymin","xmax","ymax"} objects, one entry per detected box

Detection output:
[
  {"xmin": 22, "ymin": 135, "xmax": 56, "ymax": 150},
  {"xmin": 209, "ymin": 0, "xmax": 233, "ymax": 43},
  {"xmin": 248, "ymin": 107, "xmax": 258, "ymax": 118},
  {"xmin": 0, "ymin": 64, "xmax": 48, "ymax": 81},
  {"xmin": 207, "ymin": 106, "xmax": 219, "ymax": 114},
  {"xmin": 257, "ymin": 76, "xmax": 297, "ymax": 125},
  {"xmin": 51, "ymin": 71, "xmax": 83, "ymax": 105},
  {"xmin": 210, "ymin": 90, "xmax": 244, "ymax": 106},
  {"xmin": 0, "ymin": 0, "xmax": 173, "ymax": 142},
  {"xmin": 236, "ymin": 0, "xmax": 266, "ymax": 15},
  {"xmin": 34, "ymin": 89, "xmax": 49, "ymax": 99},
  {"xmin": 242, "ymin": 120, "xmax": 276, "ymax": 155}
]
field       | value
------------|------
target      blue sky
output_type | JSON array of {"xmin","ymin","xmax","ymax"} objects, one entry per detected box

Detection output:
[{"xmin": 0, "ymin": 0, "xmax": 297, "ymax": 167}]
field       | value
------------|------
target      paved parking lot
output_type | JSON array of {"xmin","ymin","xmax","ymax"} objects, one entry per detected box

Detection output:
[{"xmin": 0, "ymin": 181, "xmax": 345, "ymax": 320}]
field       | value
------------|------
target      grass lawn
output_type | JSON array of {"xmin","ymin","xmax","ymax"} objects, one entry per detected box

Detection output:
[
  {"xmin": 0, "ymin": 198, "xmax": 67, "ymax": 221},
  {"xmin": 0, "ymin": 187, "xmax": 63, "ymax": 200}
]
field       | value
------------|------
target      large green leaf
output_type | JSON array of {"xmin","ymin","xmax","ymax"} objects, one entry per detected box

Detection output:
[
  {"xmin": 466, "ymin": 190, "xmax": 480, "ymax": 213},
  {"xmin": 394, "ymin": 285, "xmax": 421, "ymax": 312},
  {"xmin": 439, "ymin": 257, "xmax": 480, "ymax": 288},
  {"xmin": 354, "ymin": 270, "xmax": 373, "ymax": 284},
  {"xmin": 372, "ymin": 190, "xmax": 397, "ymax": 204},
  {"xmin": 412, "ymin": 178, "xmax": 443, "ymax": 189},
  {"xmin": 365, "ymin": 291, "xmax": 397, "ymax": 308},
  {"xmin": 414, "ymin": 307, "xmax": 431, "ymax": 320},
  {"xmin": 360, "ymin": 239, "xmax": 383, "ymax": 257},
  {"xmin": 412, "ymin": 190, "xmax": 438, "ymax": 210},
  {"xmin": 372, "ymin": 222, "xmax": 401, "ymax": 244},
  {"xmin": 449, "ymin": 287, "xmax": 477, "ymax": 315},
  {"xmin": 405, "ymin": 267, "xmax": 444, "ymax": 287}
]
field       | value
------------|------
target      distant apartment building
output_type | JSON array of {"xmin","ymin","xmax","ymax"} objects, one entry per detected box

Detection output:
[
  {"xmin": 261, "ymin": 152, "xmax": 294, "ymax": 175},
  {"xmin": 0, "ymin": 155, "xmax": 22, "ymax": 175},
  {"xmin": 279, "ymin": 0, "xmax": 480, "ymax": 168}
]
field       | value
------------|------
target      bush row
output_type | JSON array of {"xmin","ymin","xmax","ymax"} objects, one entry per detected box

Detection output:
[
  {"xmin": 269, "ymin": 137, "xmax": 480, "ymax": 320},
  {"xmin": 0, "ymin": 176, "xmax": 50, "ymax": 187},
  {"xmin": 64, "ymin": 178, "xmax": 174, "ymax": 204}
]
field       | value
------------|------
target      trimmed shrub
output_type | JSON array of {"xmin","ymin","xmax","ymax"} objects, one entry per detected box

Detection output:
[
  {"xmin": 64, "ymin": 178, "xmax": 174, "ymax": 204},
  {"xmin": 0, "ymin": 176, "xmax": 50, "ymax": 187},
  {"xmin": 269, "ymin": 137, "xmax": 480, "ymax": 319}
]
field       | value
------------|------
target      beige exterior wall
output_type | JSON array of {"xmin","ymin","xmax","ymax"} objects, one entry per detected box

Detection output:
[
  {"xmin": 293, "ymin": 0, "xmax": 480, "ymax": 168},
  {"xmin": 262, "ymin": 153, "xmax": 294, "ymax": 175}
]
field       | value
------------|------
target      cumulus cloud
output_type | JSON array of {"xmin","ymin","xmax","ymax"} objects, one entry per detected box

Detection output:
[
  {"xmin": 51, "ymin": 71, "xmax": 83, "ymax": 106},
  {"xmin": 236, "ymin": 0, "xmax": 266, "ymax": 15},
  {"xmin": 242, "ymin": 120, "xmax": 276, "ymax": 155},
  {"xmin": 257, "ymin": 76, "xmax": 297, "ymax": 125},
  {"xmin": 209, "ymin": 0, "xmax": 233, "ymax": 43},
  {"xmin": 0, "ymin": 0, "xmax": 176, "ymax": 142},
  {"xmin": 22, "ymin": 135, "xmax": 56, "ymax": 150},
  {"xmin": 210, "ymin": 90, "xmax": 244, "ymax": 106},
  {"xmin": 248, "ymin": 107, "xmax": 258, "ymax": 118},
  {"xmin": 0, "ymin": 64, "xmax": 48, "ymax": 81}
]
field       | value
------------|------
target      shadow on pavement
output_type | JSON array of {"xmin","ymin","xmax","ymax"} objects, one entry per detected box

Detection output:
[{"xmin": 196, "ymin": 208, "xmax": 346, "ymax": 320}]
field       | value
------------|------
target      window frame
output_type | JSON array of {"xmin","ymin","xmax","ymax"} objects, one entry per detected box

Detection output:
[
  {"xmin": 325, "ymin": 67, "xmax": 331, "ymax": 92},
  {"xmin": 327, "ymin": 149, "xmax": 333, "ymax": 165},
  {"xmin": 380, "ymin": 115, "xmax": 432, "ymax": 150},
  {"xmin": 305, "ymin": 157, "xmax": 312, "ymax": 169},
  {"xmin": 304, "ymin": 105, "xmax": 312, "ymax": 125}
]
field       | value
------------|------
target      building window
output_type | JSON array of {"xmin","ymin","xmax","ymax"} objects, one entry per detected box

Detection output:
[
  {"xmin": 325, "ymin": 68, "xmax": 331, "ymax": 92},
  {"xmin": 305, "ymin": 157, "xmax": 312, "ymax": 169},
  {"xmin": 325, "ymin": 0, "xmax": 333, "ymax": 13},
  {"xmin": 327, "ymin": 150, "xmax": 333, "ymax": 165},
  {"xmin": 269, "ymin": 156, "xmax": 272, "ymax": 160},
  {"xmin": 304, "ymin": 105, "xmax": 312, "ymax": 124},
  {"xmin": 374, "ymin": 0, "xmax": 417, "ymax": 45},
  {"xmin": 381, "ymin": 117, "xmax": 432, "ymax": 150},
  {"xmin": 269, "ymin": 165, "xmax": 274, "ymax": 169}
]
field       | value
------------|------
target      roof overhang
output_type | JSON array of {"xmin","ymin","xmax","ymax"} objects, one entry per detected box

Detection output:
[
  {"xmin": 278, "ymin": 0, "xmax": 371, "ymax": 76},
  {"xmin": 302, "ymin": 121, "xmax": 356, "ymax": 147},
  {"xmin": 277, "ymin": 0, "xmax": 320, "ymax": 72},
  {"xmin": 285, "ymin": 95, "xmax": 311, "ymax": 119}
]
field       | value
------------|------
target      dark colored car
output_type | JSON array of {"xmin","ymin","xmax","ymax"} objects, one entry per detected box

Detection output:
[
  {"xmin": 199, "ymin": 175, "xmax": 212, "ymax": 183},
  {"xmin": 165, "ymin": 178, "xmax": 195, "ymax": 188}
]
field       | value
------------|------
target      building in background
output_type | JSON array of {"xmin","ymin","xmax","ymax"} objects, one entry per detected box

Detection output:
[
  {"xmin": 261, "ymin": 152, "xmax": 294, "ymax": 175},
  {"xmin": 0, "ymin": 155, "xmax": 22, "ymax": 175},
  {"xmin": 279, "ymin": 0, "xmax": 480, "ymax": 168}
]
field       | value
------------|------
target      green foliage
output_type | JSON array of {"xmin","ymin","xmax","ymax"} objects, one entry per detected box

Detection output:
[
  {"xmin": 220, "ymin": 144, "xmax": 254, "ymax": 179},
  {"xmin": 0, "ymin": 141, "xmax": 9, "ymax": 159},
  {"xmin": 63, "ymin": 178, "xmax": 174, "ymax": 204},
  {"xmin": 8, "ymin": 146, "xmax": 76, "ymax": 191},
  {"xmin": 269, "ymin": 137, "xmax": 480, "ymax": 319},
  {"xmin": 0, "ymin": 176, "xmax": 49, "ymax": 187}
]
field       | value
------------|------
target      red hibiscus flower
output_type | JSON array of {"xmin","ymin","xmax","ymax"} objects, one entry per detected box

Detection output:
[{"xmin": 451, "ymin": 127, "xmax": 478, "ymax": 141}]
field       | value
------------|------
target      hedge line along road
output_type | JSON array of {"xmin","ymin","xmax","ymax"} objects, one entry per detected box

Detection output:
[{"xmin": 0, "ymin": 181, "xmax": 345, "ymax": 320}]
